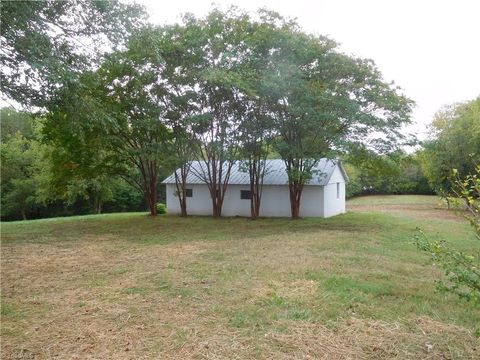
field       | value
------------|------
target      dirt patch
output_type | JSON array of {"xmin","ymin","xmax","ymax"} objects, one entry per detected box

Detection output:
[{"xmin": 349, "ymin": 203, "xmax": 465, "ymax": 222}]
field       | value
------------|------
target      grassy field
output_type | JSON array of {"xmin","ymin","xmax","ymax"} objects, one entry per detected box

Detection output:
[{"xmin": 1, "ymin": 195, "xmax": 479, "ymax": 359}]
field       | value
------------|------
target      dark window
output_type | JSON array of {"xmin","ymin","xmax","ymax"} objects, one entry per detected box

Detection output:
[
  {"xmin": 240, "ymin": 190, "xmax": 251, "ymax": 200},
  {"xmin": 185, "ymin": 188, "xmax": 193, "ymax": 197}
]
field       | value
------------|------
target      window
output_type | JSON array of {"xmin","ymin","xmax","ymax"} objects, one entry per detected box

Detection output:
[
  {"xmin": 336, "ymin": 183, "xmax": 340, "ymax": 199},
  {"xmin": 175, "ymin": 189, "xmax": 193, "ymax": 197},
  {"xmin": 240, "ymin": 190, "xmax": 252, "ymax": 200}
]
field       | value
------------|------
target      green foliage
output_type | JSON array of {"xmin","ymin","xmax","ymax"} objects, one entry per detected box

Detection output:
[
  {"xmin": 245, "ymin": 11, "xmax": 412, "ymax": 217},
  {"xmin": 419, "ymin": 97, "xmax": 480, "ymax": 194},
  {"xmin": 0, "ymin": 0, "xmax": 146, "ymax": 108},
  {"xmin": 3, "ymin": 5, "xmax": 416, "ymax": 220},
  {"xmin": 0, "ymin": 107, "xmax": 146, "ymax": 220},
  {"xmin": 0, "ymin": 132, "xmax": 44, "ymax": 219},
  {"xmin": 0, "ymin": 107, "xmax": 34, "ymax": 140},
  {"xmin": 156, "ymin": 203, "xmax": 167, "ymax": 215},
  {"xmin": 449, "ymin": 167, "xmax": 480, "ymax": 239},
  {"xmin": 414, "ymin": 229, "xmax": 480, "ymax": 303},
  {"xmin": 345, "ymin": 149, "xmax": 432, "ymax": 198},
  {"xmin": 414, "ymin": 166, "xmax": 480, "ymax": 303}
]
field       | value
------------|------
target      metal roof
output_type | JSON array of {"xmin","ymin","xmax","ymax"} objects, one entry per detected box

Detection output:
[{"xmin": 162, "ymin": 159, "xmax": 347, "ymax": 186}]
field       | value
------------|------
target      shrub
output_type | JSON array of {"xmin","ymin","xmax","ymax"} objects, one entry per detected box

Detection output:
[
  {"xmin": 156, "ymin": 202, "xmax": 167, "ymax": 215},
  {"xmin": 414, "ymin": 166, "xmax": 480, "ymax": 303}
]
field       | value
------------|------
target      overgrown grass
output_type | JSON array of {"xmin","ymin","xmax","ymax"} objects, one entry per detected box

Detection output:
[{"xmin": 1, "ymin": 195, "xmax": 479, "ymax": 358}]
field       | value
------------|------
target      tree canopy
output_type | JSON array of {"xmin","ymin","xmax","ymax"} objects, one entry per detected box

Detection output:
[
  {"xmin": 419, "ymin": 97, "xmax": 480, "ymax": 194},
  {"xmin": 0, "ymin": 0, "xmax": 145, "ymax": 108},
  {"xmin": 2, "ymin": 5, "xmax": 416, "ymax": 219}
]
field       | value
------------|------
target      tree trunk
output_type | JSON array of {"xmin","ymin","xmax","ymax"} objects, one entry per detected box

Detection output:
[
  {"xmin": 21, "ymin": 209, "xmax": 27, "ymax": 220},
  {"xmin": 289, "ymin": 182, "xmax": 302, "ymax": 219},
  {"xmin": 175, "ymin": 169, "xmax": 189, "ymax": 217},
  {"xmin": 250, "ymin": 161, "xmax": 258, "ymax": 219},
  {"xmin": 146, "ymin": 180, "xmax": 157, "ymax": 216},
  {"xmin": 212, "ymin": 192, "xmax": 221, "ymax": 218},
  {"xmin": 93, "ymin": 194, "xmax": 102, "ymax": 214},
  {"xmin": 250, "ymin": 181, "xmax": 261, "ymax": 220},
  {"xmin": 148, "ymin": 195, "xmax": 157, "ymax": 216},
  {"xmin": 249, "ymin": 159, "xmax": 265, "ymax": 220},
  {"xmin": 250, "ymin": 195, "xmax": 258, "ymax": 219},
  {"xmin": 180, "ymin": 195, "xmax": 187, "ymax": 217}
]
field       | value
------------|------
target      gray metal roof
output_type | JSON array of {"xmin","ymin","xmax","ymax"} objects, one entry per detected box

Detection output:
[{"xmin": 162, "ymin": 159, "xmax": 347, "ymax": 186}]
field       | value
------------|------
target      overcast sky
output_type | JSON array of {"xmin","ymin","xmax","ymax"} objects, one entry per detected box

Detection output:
[{"xmin": 139, "ymin": 0, "xmax": 480, "ymax": 140}]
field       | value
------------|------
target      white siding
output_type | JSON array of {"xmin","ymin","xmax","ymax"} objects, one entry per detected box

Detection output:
[
  {"xmin": 165, "ymin": 164, "xmax": 346, "ymax": 218},
  {"xmin": 322, "ymin": 166, "xmax": 346, "ymax": 217},
  {"xmin": 166, "ymin": 184, "xmax": 326, "ymax": 217},
  {"xmin": 166, "ymin": 183, "xmax": 213, "ymax": 215}
]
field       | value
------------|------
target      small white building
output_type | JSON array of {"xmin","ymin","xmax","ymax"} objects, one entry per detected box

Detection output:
[{"xmin": 162, "ymin": 159, "xmax": 348, "ymax": 218}]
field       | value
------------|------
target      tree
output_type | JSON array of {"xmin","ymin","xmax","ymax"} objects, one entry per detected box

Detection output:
[
  {"xmin": 419, "ymin": 97, "xmax": 480, "ymax": 197},
  {"xmin": 1, "ymin": 0, "xmax": 145, "ymax": 108},
  {"xmin": 170, "ymin": 127, "xmax": 197, "ymax": 217},
  {"xmin": 344, "ymin": 148, "xmax": 432, "ymax": 198},
  {"xmin": 149, "ymin": 25, "xmax": 201, "ymax": 217},
  {"xmin": 0, "ymin": 132, "xmax": 43, "ymax": 220},
  {"xmin": 32, "ymin": 6, "xmax": 414, "ymax": 220},
  {"xmin": 38, "ymin": 148, "xmax": 119, "ymax": 215},
  {"xmin": 43, "ymin": 25, "xmax": 210, "ymax": 216},
  {"xmin": 174, "ymin": 9, "xmax": 255, "ymax": 217},
  {"xmin": 0, "ymin": 107, "xmax": 34, "ymax": 140},
  {"xmin": 237, "ymin": 105, "xmax": 274, "ymax": 219},
  {"xmin": 234, "ymin": 15, "xmax": 279, "ymax": 219},
  {"xmin": 45, "ymin": 62, "xmax": 168, "ymax": 216},
  {"xmin": 158, "ymin": 8, "xmax": 413, "ymax": 218},
  {"xmin": 254, "ymin": 15, "xmax": 413, "ymax": 218}
]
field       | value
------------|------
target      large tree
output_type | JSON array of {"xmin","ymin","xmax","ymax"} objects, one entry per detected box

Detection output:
[
  {"xmin": 0, "ymin": 132, "xmax": 42, "ymax": 220},
  {"xmin": 153, "ymin": 9, "xmax": 413, "ymax": 219},
  {"xmin": 419, "ymin": 97, "xmax": 480, "ymax": 195},
  {"xmin": 43, "ymin": 25, "xmax": 205, "ymax": 216},
  {"xmin": 44, "ymin": 43, "xmax": 172, "ymax": 216},
  {"xmin": 173, "ymin": 9, "xmax": 255, "ymax": 217},
  {"xmin": 0, "ymin": 0, "xmax": 145, "ymax": 109},
  {"xmin": 254, "ymin": 16, "xmax": 413, "ymax": 218},
  {"xmin": 237, "ymin": 100, "xmax": 274, "ymax": 219}
]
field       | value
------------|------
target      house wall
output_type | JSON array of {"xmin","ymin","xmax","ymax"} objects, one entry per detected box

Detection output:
[
  {"xmin": 165, "ymin": 165, "xmax": 346, "ymax": 218},
  {"xmin": 166, "ymin": 184, "xmax": 327, "ymax": 217},
  {"xmin": 322, "ymin": 166, "xmax": 346, "ymax": 217}
]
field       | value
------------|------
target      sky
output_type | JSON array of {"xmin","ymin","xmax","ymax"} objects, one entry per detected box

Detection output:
[{"xmin": 138, "ymin": 0, "xmax": 480, "ymax": 140}]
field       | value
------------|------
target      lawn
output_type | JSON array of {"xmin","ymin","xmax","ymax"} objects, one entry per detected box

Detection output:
[{"xmin": 1, "ymin": 195, "xmax": 479, "ymax": 359}]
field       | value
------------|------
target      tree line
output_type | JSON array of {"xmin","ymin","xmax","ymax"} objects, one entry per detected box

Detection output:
[{"xmin": 4, "ymin": 1, "xmax": 474, "ymax": 221}]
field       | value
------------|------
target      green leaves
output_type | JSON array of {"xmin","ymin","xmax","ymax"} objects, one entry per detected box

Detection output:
[
  {"xmin": 415, "ymin": 165, "xmax": 480, "ymax": 304},
  {"xmin": 419, "ymin": 97, "xmax": 480, "ymax": 194},
  {"xmin": 414, "ymin": 228, "xmax": 480, "ymax": 304},
  {"xmin": 1, "ymin": 0, "xmax": 146, "ymax": 108}
]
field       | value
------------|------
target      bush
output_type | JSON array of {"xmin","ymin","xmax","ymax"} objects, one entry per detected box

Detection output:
[
  {"xmin": 414, "ymin": 229, "xmax": 480, "ymax": 303},
  {"xmin": 414, "ymin": 166, "xmax": 480, "ymax": 304},
  {"xmin": 156, "ymin": 202, "xmax": 167, "ymax": 214}
]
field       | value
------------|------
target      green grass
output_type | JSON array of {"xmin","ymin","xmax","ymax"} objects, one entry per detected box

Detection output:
[
  {"xmin": 1, "ymin": 195, "xmax": 479, "ymax": 359},
  {"xmin": 347, "ymin": 194, "xmax": 440, "ymax": 205}
]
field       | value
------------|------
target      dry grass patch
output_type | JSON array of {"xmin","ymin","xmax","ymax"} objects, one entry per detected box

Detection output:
[{"xmin": 2, "ymin": 195, "xmax": 479, "ymax": 358}]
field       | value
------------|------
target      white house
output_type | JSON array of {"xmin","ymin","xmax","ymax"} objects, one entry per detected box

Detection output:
[{"xmin": 162, "ymin": 159, "xmax": 348, "ymax": 218}]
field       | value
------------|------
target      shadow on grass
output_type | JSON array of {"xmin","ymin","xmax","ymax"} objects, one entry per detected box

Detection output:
[{"xmin": 1, "ymin": 211, "xmax": 397, "ymax": 246}]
